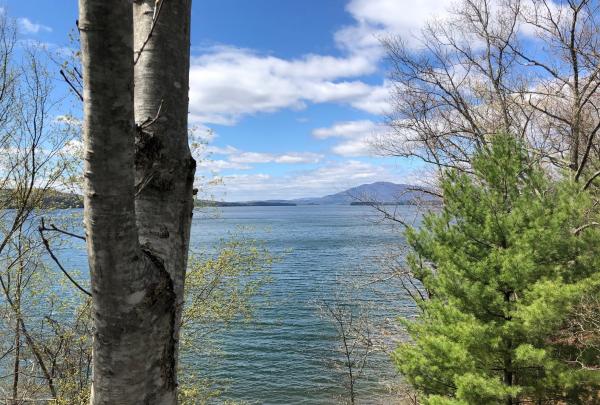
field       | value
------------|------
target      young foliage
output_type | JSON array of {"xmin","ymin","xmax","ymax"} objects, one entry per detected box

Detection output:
[
  {"xmin": 394, "ymin": 135, "xmax": 600, "ymax": 404},
  {"xmin": 178, "ymin": 232, "xmax": 275, "ymax": 405}
]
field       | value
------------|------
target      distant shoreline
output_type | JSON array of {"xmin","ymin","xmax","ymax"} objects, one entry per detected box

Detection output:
[
  {"xmin": 2, "ymin": 182, "xmax": 441, "ymax": 209},
  {"xmin": 196, "ymin": 200, "xmax": 297, "ymax": 207},
  {"xmin": 196, "ymin": 201, "xmax": 438, "ymax": 207}
]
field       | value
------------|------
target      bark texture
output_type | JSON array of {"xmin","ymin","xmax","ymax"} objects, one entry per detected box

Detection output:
[
  {"xmin": 133, "ymin": 0, "xmax": 195, "ymax": 391},
  {"xmin": 79, "ymin": 0, "xmax": 193, "ymax": 403}
]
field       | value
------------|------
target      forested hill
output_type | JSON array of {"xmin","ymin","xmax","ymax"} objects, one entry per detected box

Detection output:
[
  {"xmin": 3, "ymin": 183, "xmax": 436, "ymax": 209},
  {"xmin": 292, "ymin": 182, "xmax": 438, "ymax": 205},
  {"xmin": 0, "ymin": 190, "xmax": 83, "ymax": 209},
  {"xmin": 195, "ymin": 182, "xmax": 440, "ymax": 207}
]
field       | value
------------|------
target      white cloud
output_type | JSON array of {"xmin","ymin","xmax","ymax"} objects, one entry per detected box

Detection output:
[
  {"xmin": 198, "ymin": 159, "xmax": 252, "ymax": 171},
  {"xmin": 274, "ymin": 153, "xmax": 323, "ymax": 164},
  {"xmin": 186, "ymin": 1, "xmax": 467, "ymax": 124},
  {"xmin": 201, "ymin": 144, "xmax": 324, "ymax": 170},
  {"xmin": 313, "ymin": 120, "xmax": 378, "ymax": 139},
  {"xmin": 331, "ymin": 139, "xmax": 375, "ymax": 157},
  {"xmin": 339, "ymin": 0, "xmax": 547, "ymax": 50},
  {"xmin": 59, "ymin": 139, "xmax": 84, "ymax": 158},
  {"xmin": 313, "ymin": 120, "xmax": 388, "ymax": 157},
  {"xmin": 206, "ymin": 145, "xmax": 238, "ymax": 155},
  {"xmin": 347, "ymin": 0, "xmax": 453, "ymax": 33},
  {"xmin": 186, "ymin": 1, "xmax": 476, "ymax": 124},
  {"xmin": 188, "ymin": 47, "xmax": 381, "ymax": 125},
  {"xmin": 211, "ymin": 160, "xmax": 413, "ymax": 201},
  {"xmin": 350, "ymin": 81, "xmax": 393, "ymax": 116},
  {"xmin": 17, "ymin": 18, "xmax": 52, "ymax": 34},
  {"xmin": 229, "ymin": 151, "xmax": 276, "ymax": 164},
  {"xmin": 55, "ymin": 115, "xmax": 82, "ymax": 128},
  {"xmin": 336, "ymin": 0, "xmax": 454, "ymax": 54},
  {"xmin": 218, "ymin": 146, "xmax": 323, "ymax": 165}
]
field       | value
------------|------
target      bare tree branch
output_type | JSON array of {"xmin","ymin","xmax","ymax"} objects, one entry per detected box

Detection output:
[{"xmin": 38, "ymin": 222, "xmax": 91, "ymax": 297}]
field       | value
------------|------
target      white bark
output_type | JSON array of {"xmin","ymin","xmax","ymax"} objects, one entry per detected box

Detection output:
[
  {"xmin": 79, "ymin": 0, "xmax": 193, "ymax": 403},
  {"xmin": 133, "ymin": 0, "xmax": 195, "ymax": 396}
]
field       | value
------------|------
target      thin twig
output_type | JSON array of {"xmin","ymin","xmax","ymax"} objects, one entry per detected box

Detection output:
[
  {"xmin": 405, "ymin": 186, "xmax": 443, "ymax": 199},
  {"xmin": 59, "ymin": 70, "xmax": 83, "ymax": 101},
  {"xmin": 135, "ymin": 172, "xmax": 157, "ymax": 197},
  {"xmin": 139, "ymin": 99, "xmax": 164, "ymax": 129},
  {"xmin": 575, "ymin": 125, "xmax": 600, "ymax": 181},
  {"xmin": 573, "ymin": 222, "xmax": 600, "ymax": 236},
  {"xmin": 38, "ymin": 222, "xmax": 91, "ymax": 297},
  {"xmin": 73, "ymin": 66, "xmax": 82, "ymax": 80},
  {"xmin": 133, "ymin": 0, "xmax": 165, "ymax": 65},
  {"xmin": 583, "ymin": 170, "xmax": 600, "ymax": 190},
  {"xmin": 40, "ymin": 218, "xmax": 85, "ymax": 241}
]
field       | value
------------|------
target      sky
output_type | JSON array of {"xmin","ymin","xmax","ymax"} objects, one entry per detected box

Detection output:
[{"xmin": 5, "ymin": 0, "xmax": 453, "ymax": 201}]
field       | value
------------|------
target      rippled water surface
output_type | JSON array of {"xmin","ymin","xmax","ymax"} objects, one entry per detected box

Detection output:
[
  {"xmin": 188, "ymin": 205, "xmax": 416, "ymax": 404},
  {"xmin": 53, "ymin": 205, "xmax": 418, "ymax": 404}
]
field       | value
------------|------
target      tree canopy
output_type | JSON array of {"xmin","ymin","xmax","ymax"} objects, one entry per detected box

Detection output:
[{"xmin": 395, "ymin": 135, "xmax": 600, "ymax": 404}]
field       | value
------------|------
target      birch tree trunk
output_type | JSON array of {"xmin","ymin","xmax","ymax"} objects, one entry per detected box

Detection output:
[
  {"xmin": 133, "ymin": 0, "xmax": 195, "ymax": 381},
  {"xmin": 79, "ymin": 0, "xmax": 194, "ymax": 403}
]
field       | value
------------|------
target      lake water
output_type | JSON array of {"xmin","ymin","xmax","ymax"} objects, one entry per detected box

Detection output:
[
  {"xmin": 189, "ymin": 205, "xmax": 417, "ymax": 404},
  {"xmin": 53, "ymin": 205, "xmax": 420, "ymax": 404}
]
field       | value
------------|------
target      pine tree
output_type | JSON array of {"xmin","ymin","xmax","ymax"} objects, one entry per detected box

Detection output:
[{"xmin": 394, "ymin": 135, "xmax": 600, "ymax": 404}]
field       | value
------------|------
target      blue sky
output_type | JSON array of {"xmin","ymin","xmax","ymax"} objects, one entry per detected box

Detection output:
[{"xmin": 6, "ymin": 0, "xmax": 452, "ymax": 201}]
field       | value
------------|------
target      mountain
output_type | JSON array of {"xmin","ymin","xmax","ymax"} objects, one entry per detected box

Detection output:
[
  {"xmin": 1, "ymin": 183, "xmax": 436, "ymax": 209},
  {"xmin": 292, "ymin": 182, "xmax": 438, "ymax": 205},
  {"xmin": 194, "ymin": 182, "xmax": 440, "ymax": 207}
]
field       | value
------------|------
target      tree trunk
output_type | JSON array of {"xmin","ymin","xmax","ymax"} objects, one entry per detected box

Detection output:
[
  {"xmin": 79, "ymin": 0, "xmax": 191, "ymax": 403},
  {"xmin": 12, "ymin": 265, "xmax": 22, "ymax": 402},
  {"xmin": 12, "ymin": 314, "xmax": 20, "ymax": 400},
  {"xmin": 132, "ymin": 0, "xmax": 195, "ymax": 384}
]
